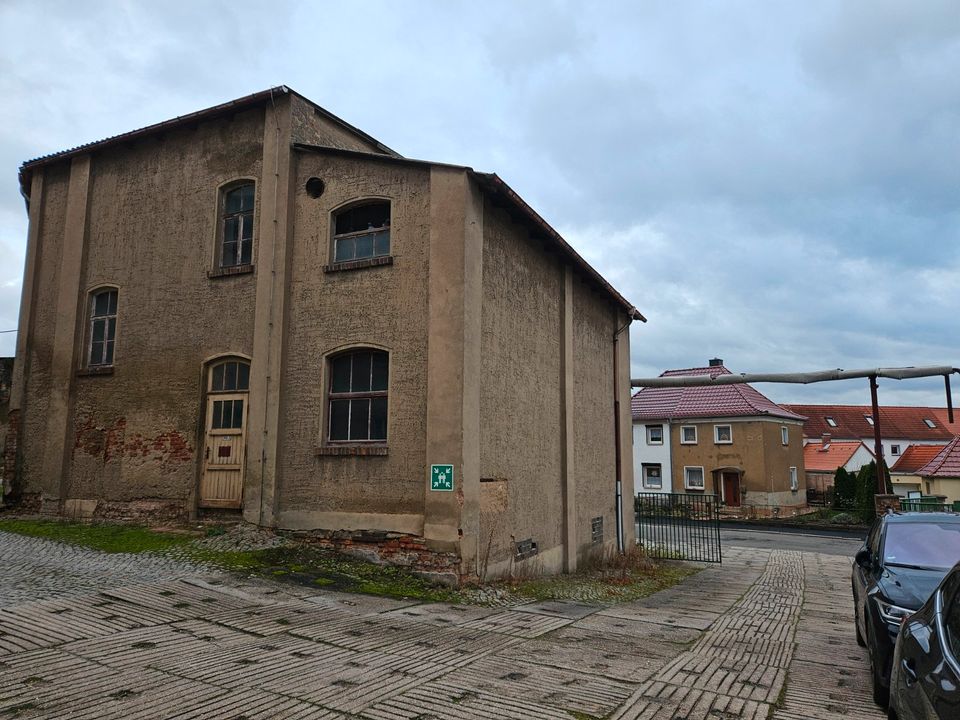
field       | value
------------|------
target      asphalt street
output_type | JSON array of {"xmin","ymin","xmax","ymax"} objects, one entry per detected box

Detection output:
[{"xmin": 720, "ymin": 525, "xmax": 865, "ymax": 556}]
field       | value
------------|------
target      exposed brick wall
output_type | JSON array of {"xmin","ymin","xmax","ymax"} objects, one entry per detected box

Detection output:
[{"xmin": 291, "ymin": 529, "xmax": 463, "ymax": 586}]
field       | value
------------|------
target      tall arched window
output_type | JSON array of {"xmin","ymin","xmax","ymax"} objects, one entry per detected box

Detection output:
[
  {"xmin": 219, "ymin": 182, "xmax": 255, "ymax": 268},
  {"xmin": 87, "ymin": 288, "xmax": 118, "ymax": 367},
  {"xmin": 332, "ymin": 201, "xmax": 390, "ymax": 264},
  {"xmin": 328, "ymin": 349, "xmax": 388, "ymax": 442}
]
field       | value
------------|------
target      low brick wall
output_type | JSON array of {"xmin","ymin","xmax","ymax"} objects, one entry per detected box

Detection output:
[{"xmin": 291, "ymin": 528, "xmax": 463, "ymax": 586}]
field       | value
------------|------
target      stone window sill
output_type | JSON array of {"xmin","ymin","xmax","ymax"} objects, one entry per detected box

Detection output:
[
  {"xmin": 323, "ymin": 256, "xmax": 393, "ymax": 274},
  {"xmin": 315, "ymin": 445, "xmax": 388, "ymax": 457},
  {"xmin": 207, "ymin": 264, "xmax": 254, "ymax": 279},
  {"xmin": 77, "ymin": 366, "xmax": 114, "ymax": 377}
]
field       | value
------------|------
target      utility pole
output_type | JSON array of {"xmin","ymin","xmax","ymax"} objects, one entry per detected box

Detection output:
[{"xmin": 868, "ymin": 375, "xmax": 888, "ymax": 495}]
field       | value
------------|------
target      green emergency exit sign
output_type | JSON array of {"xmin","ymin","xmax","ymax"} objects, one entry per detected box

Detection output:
[{"xmin": 430, "ymin": 464, "xmax": 454, "ymax": 491}]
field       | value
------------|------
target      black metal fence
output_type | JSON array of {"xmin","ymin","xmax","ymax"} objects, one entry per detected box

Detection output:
[{"xmin": 635, "ymin": 492, "xmax": 722, "ymax": 563}]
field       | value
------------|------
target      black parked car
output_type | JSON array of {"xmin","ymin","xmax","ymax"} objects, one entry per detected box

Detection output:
[
  {"xmin": 888, "ymin": 562, "xmax": 960, "ymax": 719},
  {"xmin": 851, "ymin": 512, "xmax": 960, "ymax": 706}
]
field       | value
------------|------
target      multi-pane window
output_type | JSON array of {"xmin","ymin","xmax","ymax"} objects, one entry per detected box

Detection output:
[
  {"xmin": 88, "ymin": 289, "xmax": 118, "ymax": 367},
  {"xmin": 333, "ymin": 202, "xmax": 390, "ymax": 263},
  {"xmin": 714, "ymin": 424, "xmax": 733, "ymax": 444},
  {"xmin": 208, "ymin": 360, "xmax": 250, "ymax": 430},
  {"xmin": 221, "ymin": 183, "xmax": 254, "ymax": 267},
  {"xmin": 646, "ymin": 425, "xmax": 663, "ymax": 444},
  {"xmin": 210, "ymin": 360, "xmax": 250, "ymax": 392},
  {"xmin": 328, "ymin": 350, "xmax": 388, "ymax": 442},
  {"xmin": 680, "ymin": 426, "xmax": 698, "ymax": 444},
  {"xmin": 642, "ymin": 464, "xmax": 662, "ymax": 489},
  {"xmin": 684, "ymin": 466, "xmax": 705, "ymax": 490}
]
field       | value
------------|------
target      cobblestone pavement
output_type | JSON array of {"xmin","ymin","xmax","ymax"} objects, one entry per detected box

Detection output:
[{"xmin": 0, "ymin": 534, "xmax": 884, "ymax": 719}]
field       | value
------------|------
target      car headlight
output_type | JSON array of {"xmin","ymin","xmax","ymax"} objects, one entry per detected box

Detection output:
[{"xmin": 876, "ymin": 598, "xmax": 913, "ymax": 627}]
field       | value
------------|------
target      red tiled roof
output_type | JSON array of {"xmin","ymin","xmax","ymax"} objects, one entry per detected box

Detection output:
[
  {"xmin": 781, "ymin": 405, "xmax": 955, "ymax": 442},
  {"xmin": 632, "ymin": 365, "xmax": 806, "ymax": 422},
  {"xmin": 891, "ymin": 444, "xmax": 949, "ymax": 474},
  {"xmin": 918, "ymin": 436, "xmax": 960, "ymax": 478},
  {"xmin": 931, "ymin": 408, "xmax": 960, "ymax": 436},
  {"xmin": 803, "ymin": 441, "xmax": 873, "ymax": 473}
]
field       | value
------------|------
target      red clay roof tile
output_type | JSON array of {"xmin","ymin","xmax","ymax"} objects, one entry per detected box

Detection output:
[
  {"xmin": 781, "ymin": 405, "xmax": 955, "ymax": 441},
  {"xmin": 918, "ymin": 436, "xmax": 960, "ymax": 478},
  {"xmin": 803, "ymin": 441, "xmax": 873, "ymax": 473},
  {"xmin": 632, "ymin": 365, "xmax": 805, "ymax": 422},
  {"xmin": 891, "ymin": 444, "xmax": 950, "ymax": 474}
]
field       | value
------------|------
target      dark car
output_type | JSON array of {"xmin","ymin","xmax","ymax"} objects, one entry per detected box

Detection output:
[
  {"xmin": 851, "ymin": 512, "xmax": 960, "ymax": 706},
  {"xmin": 888, "ymin": 562, "xmax": 960, "ymax": 719}
]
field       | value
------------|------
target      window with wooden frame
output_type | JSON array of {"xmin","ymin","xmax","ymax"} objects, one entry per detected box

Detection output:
[
  {"xmin": 219, "ymin": 182, "xmax": 255, "ymax": 268},
  {"xmin": 87, "ymin": 288, "xmax": 118, "ymax": 367},
  {"xmin": 332, "ymin": 201, "xmax": 390, "ymax": 264},
  {"xmin": 327, "ymin": 349, "xmax": 388, "ymax": 443},
  {"xmin": 207, "ymin": 359, "xmax": 250, "ymax": 430}
]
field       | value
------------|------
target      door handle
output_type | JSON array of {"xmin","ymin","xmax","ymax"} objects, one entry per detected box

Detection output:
[{"xmin": 902, "ymin": 658, "xmax": 918, "ymax": 687}]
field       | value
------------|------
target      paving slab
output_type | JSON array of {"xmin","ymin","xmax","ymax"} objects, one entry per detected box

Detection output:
[{"xmin": 0, "ymin": 530, "xmax": 887, "ymax": 719}]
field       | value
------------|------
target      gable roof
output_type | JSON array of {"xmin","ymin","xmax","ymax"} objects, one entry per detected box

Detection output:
[
  {"xmin": 890, "ymin": 444, "xmax": 949, "ymax": 474},
  {"xmin": 803, "ymin": 441, "xmax": 873, "ymax": 473},
  {"xmin": 781, "ymin": 404, "xmax": 955, "ymax": 442},
  {"xmin": 632, "ymin": 364, "xmax": 806, "ymax": 422},
  {"xmin": 18, "ymin": 86, "xmax": 399, "ymax": 197},
  {"xmin": 17, "ymin": 87, "xmax": 645, "ymax": 325},
  {"xmin": 918, "ymin": 436, "xmax": 960, "ymax": 478}
]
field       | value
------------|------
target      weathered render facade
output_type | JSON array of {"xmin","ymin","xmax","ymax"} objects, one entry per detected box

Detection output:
[{"xmin": 6, "ymin": 87, "xmax": 641, "ymax": 581}]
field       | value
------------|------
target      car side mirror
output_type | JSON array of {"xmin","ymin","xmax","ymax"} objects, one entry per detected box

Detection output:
[{"xmin": 855, "ymin": 549, "xmax": 873, "ymax": 569}]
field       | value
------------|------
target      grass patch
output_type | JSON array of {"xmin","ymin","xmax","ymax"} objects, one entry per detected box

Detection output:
[
  {"xmin": 499, "ymin": 556, "xmax": 699, "ymax": 604},
  {"xmin": 0, "ymin": 518, "xmax": 194, "ymax": 554}
]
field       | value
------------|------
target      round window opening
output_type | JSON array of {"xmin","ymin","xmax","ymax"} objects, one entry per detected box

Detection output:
[{"xmin": 305, "ymin": 177, "xmax": 325, "ymax": 198}]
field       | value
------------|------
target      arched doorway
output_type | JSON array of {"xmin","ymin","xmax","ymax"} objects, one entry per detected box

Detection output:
[{"xmin": 199, "ymin": 358, "xmax": 249, "ymax": 509}]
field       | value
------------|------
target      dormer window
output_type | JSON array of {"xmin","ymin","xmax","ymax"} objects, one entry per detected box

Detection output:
[
  {"xmin": 333, "ymin": 201, "xmax": 390, "ymax": 264},
  {"xmin": 825, "ymin": 417, "xmax": 837, "ymax": 427},
  {"xmin": 923, "ymin": 418, "xmax": 937, "ymax": 428},
  {"xmin": 864, "ymin": 415, "xmax": 874, "ymax": 426}
]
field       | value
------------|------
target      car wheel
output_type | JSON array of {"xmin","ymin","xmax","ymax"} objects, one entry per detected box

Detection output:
[{"xmin": 871, "ymin": 649, "xmax": 890, "ymax": 707}]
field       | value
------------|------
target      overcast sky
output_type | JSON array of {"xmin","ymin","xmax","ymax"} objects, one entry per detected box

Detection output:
[{"xmin": 1, "ymin": 1, "xmax": 957, "ymax": 407}]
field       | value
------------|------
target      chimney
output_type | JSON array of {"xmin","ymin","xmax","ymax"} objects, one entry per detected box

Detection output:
[
  {"xmin": 708, "ymin": 358, "xmax": 723, "ymax": 367},
  {"xmin": 820, "ymin": 433, "xmax": 831, "ymax": 450}
]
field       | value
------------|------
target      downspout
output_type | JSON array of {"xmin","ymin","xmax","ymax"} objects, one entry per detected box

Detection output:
[{"xmin": 613, "ymin": 316, "xmax": 632, "ymax": 553}]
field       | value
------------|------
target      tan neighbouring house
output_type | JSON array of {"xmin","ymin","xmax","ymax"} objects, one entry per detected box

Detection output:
[
  {"xmin": 632, "ymin": 360, "xmax": 807, "ymax": 512},
  {"xmin": 5, "ymin": 87, "xmax": 643, "ymax": 582},
  {"xmin": 889, "ymin": 444, "xmax": 949, "ymax": 498}
]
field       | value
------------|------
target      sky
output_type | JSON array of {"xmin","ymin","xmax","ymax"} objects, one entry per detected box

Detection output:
[{"xmin": 0, "ymin": 0, "xmax": 958, "ymax": 407}]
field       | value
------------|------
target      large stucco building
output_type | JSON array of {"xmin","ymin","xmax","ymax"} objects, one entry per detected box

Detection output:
[{"xmin": 5, "ymin": 87, "xmax": 642, "ymax": 581}]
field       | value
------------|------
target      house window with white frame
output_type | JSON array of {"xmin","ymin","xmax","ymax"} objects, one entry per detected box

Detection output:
[
  {"xmin": 642, "ymin": 463, "xmax": 662, "ymax": 489},
  {"xmin": 680, "ymin": 425, "xmax": 698, "ymax": 444},
  {"xmin": 781, "ymin": 426, "xmax": 789, "ymax": 445},
  {"xmin": 87, "ymin": 288, "xmax": 118, "ymax": 367},
  {"xmin": 789, "ymin": 466, "xmax": 798, "ymax": 491},
  {"xmin": 890, "ymin": 444, "xmax": 900, "ymax": 456},
  {"xmin": 714, "ymin": 424, "xmax": 732, "ymax": 444},
  {"xmin": 645, "ymin": 425, "xmax": 663, "ymax": 445},
  {"xmin": 684, "ymin": 466, "xmax": 705, "ymax": 490}
]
